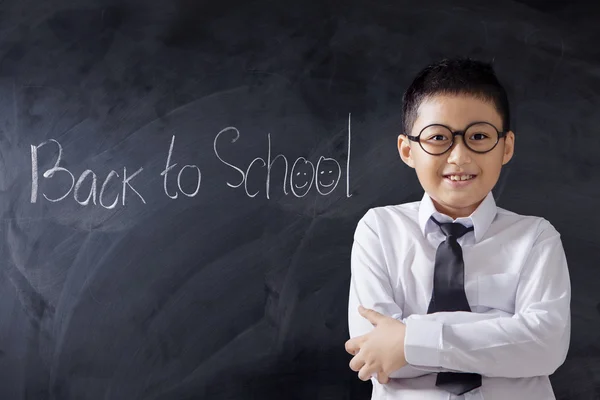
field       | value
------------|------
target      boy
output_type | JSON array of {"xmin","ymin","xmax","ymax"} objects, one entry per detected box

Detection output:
[{"xmin": 345, "ymin": 58, "xmax": 571, "ymax": 399}]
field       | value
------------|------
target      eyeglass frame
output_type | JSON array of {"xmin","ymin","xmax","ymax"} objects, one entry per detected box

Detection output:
[{"xmin": 404, "ymin": 121, "xmax": 509, "ymax": 155}]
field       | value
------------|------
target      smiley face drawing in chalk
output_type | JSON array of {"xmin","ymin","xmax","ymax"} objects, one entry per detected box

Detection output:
[
  {"xmin": 290, "ymin": 157, "xmax": 315, "ymax": 197},
  {"xmin": 315, "ymin": 156, "xmax": 341, "ymax": 195}
]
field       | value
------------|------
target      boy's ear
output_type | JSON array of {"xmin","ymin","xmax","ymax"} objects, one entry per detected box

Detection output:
[
  {"xmin": 501, "ymin": 130, "xmax": 515, "ymax": 165},
  {"xmin": 398, "ymin": 134, "xmax": 415, "ymax": 168}
]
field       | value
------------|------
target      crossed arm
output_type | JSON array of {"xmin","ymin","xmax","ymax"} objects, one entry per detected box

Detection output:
[{"xmin": 346, "ymin": 212, "xmax": 571, "ymax": 382}]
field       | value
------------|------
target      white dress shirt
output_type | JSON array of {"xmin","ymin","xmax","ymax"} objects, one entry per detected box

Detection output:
[{"xmin": 348, "ymin": 191, "xmax": 571, "ymax": 400}]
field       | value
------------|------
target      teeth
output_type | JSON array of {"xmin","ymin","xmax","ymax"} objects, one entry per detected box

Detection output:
[{"xmin": 447, "ymin": 175, "xmax": 474, "ymax": 181}]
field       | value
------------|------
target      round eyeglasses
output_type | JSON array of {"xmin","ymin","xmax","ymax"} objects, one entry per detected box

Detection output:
[{"xmin": 405, "ymin": 121, "xmax": 509, "ymax": 155}]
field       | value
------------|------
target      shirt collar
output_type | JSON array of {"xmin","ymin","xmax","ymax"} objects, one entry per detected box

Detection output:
[{"xmin": 418, "ymin": 191, "xmax": 497, "ymax": 243}]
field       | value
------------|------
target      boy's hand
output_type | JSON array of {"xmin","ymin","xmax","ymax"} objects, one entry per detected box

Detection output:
[{"xmin": 345, "ymin": 305, "xmax": 408, "ymax": 384}]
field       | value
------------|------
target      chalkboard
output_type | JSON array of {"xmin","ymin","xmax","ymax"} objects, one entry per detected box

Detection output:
[{"xmin": 1, "ymin": 0, "xmax": 599, "ymax": 399}]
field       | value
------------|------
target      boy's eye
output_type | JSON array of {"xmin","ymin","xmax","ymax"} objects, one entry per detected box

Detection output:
[
  {"xmin": 426, "ymin": 134, "xmax": 450, "ymax": 141},
  {"xmin": 470, "ymin": 132, "xmax": 489, "ymax": 140}
]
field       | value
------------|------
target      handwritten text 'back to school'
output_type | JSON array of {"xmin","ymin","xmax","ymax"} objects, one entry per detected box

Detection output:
[{"xmin": 29, "ymin": 117, "xmax": 353, "ymax": 208}]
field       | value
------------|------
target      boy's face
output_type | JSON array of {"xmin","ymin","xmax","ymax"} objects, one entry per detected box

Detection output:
[{"xmin": 398, "ymin": 94, "xmax": 515, "ymax": 219}]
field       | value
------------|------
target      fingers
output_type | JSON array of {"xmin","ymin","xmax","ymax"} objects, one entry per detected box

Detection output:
[
  {"xmin": 358, "ymin": 306, "xmax": 381, "ymax": 326},
  {"xmin": 344, "ymin": 336, "xmax": 365, "ymax": 355},
  {"xmin": 346, "ymin": 332, "xmax": 390, "ymax": 384},
  {"xmin": 358, "ymin": 363, "xmax": 376, "ymax": 381},
  {"xmin": 357, "ymin": 362, "xmax": 389, "ymax": 383},
  {"xmin": 349, "ymin": 350, "xmax": 388, "ymax": 384},
  {"xmin": 349, "ymin": 351, "xmax": 366, "ymax": 372},
  {"xmin": 377, "ymin": 371, "xmax": 390, "ymax": 384}
]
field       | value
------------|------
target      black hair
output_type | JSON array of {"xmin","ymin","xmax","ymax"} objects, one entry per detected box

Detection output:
[{"xmin": 402, "ymin": 57, "xmax": 510, "ymax": 135}]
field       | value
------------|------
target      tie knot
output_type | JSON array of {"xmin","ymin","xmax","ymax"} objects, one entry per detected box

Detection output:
[{"xmin": 430, "ymin": 216, "xmax": 474, "ymax": 239}]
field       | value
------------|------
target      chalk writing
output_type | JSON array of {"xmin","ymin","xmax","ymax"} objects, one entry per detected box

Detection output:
[
  {"xmin": 30, "ymin": 139, "xmax": 146, "ymax": 207},
  {"xmin": 213, "ymin": 114, "xmax": 351, "ymax": 199},
  {"xmin": 161, "ymin": 135, "xmax": 202, "ymax": 199},
  {"xmin": 29, "ymin": 114, "xmax": 353, "ymax": 205}
]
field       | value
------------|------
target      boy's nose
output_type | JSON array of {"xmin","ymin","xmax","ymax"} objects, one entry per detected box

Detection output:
[{"xmin": 446, "ymin": 136, "xmax": 472, "ymax": 165}]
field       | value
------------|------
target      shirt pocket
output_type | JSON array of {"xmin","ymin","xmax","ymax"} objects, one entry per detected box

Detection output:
[{"xmin": 476, "ymin": 273, "xmax": 519, "ymax": 314}]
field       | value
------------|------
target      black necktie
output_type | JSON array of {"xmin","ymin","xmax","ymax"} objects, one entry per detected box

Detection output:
[{"xmin": 427, "ymin": 216, "xmax": 482, "ymax": 395}]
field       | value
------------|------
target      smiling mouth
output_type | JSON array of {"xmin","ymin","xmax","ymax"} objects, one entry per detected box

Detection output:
[
  {"xmin": 443, "ymin": 174, "xmax": 477, "ymax": 181},
  {"xmin": 320, "ymin": 181, "xmax": 335, "ymax": 187},
  {"xmin": 295, "ymin": 182, "xmax": 308, "ymax": 189}
]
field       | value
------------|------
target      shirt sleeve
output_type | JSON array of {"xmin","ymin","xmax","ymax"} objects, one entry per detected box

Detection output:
[
  {"xmin": 347, "ymin": 209, "xmax": 446, "ymax": 379},
  {"xmin": 403, "ymin": 220, "xmax": 571, "ymax": 378}
]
